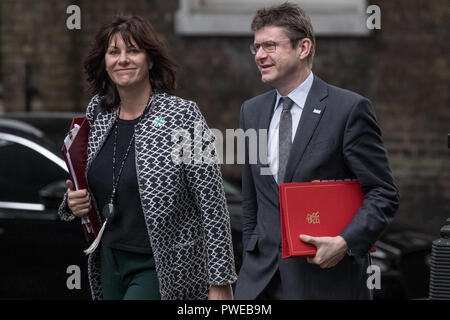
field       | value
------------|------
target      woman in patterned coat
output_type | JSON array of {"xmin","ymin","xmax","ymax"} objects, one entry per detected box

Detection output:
[{"xmin": 59, "ymin": 15, "xmax": 237, "ymax": 300}]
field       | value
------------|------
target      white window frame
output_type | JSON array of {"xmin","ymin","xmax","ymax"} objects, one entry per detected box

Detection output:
[{"xmin": 175, "ymin": 0, "xmax": 370, "ymax": 36}]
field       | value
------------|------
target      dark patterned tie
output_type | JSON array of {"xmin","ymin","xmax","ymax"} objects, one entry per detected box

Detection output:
[{"xmin": 278, "ymin": 97, "xmax": 294, "ymax": 184}]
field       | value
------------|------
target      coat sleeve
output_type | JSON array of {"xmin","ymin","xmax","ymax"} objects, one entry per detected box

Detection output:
[
  {"xmin": 57, "ymin": 94, "xmax": 101, "ymax": 222},
  {"xmin": 182, "ymin": 101, "xmax": 238, "ymax": 286},
  {"xmin": 340, "ymin": 98, "xmax": 399, "ymax": 257},
  {"xmin": 239, "ymin": 102, "xmax": 258, "ymax": 250}
]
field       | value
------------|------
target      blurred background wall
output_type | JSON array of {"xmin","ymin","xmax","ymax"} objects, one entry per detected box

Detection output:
[{"xmin": 0, "ymin": 0, "xmax": 448, "ymax": 235}]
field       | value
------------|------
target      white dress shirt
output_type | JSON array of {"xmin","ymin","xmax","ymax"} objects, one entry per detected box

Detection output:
[{"xmin": 267, "ymin": 71, "xmax": 314, "ymax": 183}]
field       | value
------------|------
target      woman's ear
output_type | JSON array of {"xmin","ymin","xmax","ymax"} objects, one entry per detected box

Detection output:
[{"xmin": 148, "ymin": 56, "xmax": 153, "ymax": 70}]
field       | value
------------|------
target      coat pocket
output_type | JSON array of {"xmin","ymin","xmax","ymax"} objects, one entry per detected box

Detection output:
[
  {"xmin": 245, "ymin": 234, "xmax": 259, "ymax": 252},
  {"xmin": 171, "ymin": 238, "xmax": 209, "ymax": 299},
  {"xmin": 304, "ymin": 139, "xmax": 336, "ymax": 156}
]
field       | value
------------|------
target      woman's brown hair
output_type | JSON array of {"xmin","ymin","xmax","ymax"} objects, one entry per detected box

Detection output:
[{"xmin": 84, "ymin": 15, "xmax": 177, "ymax": 111}]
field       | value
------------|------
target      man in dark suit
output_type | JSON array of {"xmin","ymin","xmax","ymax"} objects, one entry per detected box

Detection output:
[{"xmin": 234, "ymin": 3, "xmax": 399, "ymax": 299}]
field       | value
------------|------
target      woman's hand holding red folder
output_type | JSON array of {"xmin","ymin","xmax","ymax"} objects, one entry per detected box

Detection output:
[{"xmin": 66, "ymin": 179, "xmax": 92, "ymax": 218}]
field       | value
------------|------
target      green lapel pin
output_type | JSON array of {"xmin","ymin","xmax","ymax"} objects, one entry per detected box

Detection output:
[{"xmin": 152, "ymin": 116, "xmax": 165, "ymax": 127}]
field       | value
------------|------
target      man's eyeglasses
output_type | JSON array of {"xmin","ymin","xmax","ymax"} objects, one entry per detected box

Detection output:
[{"xmin": 250, "ymin": 38, "xmax": 303, "ymax": 55}]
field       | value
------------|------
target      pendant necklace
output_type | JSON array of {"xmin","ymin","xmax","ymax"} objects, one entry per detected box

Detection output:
[{"xmin": 101, "ymin": 93, "xmax": 154, "ymax": 221}]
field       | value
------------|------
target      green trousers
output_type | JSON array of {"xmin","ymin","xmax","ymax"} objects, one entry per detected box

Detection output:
[{"xmin": 100, "ymin": 245, "xmax": 161, "ymax": 300}]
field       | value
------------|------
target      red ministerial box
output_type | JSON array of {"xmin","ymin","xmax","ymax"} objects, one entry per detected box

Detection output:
[{"xmin": 279, "ymin": 180, "xmax": 374, "ymax": 258}]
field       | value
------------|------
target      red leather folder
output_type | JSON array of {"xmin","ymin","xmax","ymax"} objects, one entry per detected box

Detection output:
[
  {"xmin": 61, "ymin": 117, "xmax": 101, "ymax": 241},
  {"xmin": 279, "ymin": 180, "xmax": 374, "ymax": 258}
]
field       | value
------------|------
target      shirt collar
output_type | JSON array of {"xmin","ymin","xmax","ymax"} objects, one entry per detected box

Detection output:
[{"xmin": 274, "ymin": 71, "xmax": 314, "ymax": 111}]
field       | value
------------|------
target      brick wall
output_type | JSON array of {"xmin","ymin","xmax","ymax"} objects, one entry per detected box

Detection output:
[{"xmin": 1, "ymin": 0, "xmax": 448, "ymax": 235}]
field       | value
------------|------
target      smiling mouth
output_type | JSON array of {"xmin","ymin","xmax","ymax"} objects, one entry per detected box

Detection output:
[
  {"xmin": 116, "ymin": 68, "xmax": 136, "ymax": 72},
  {"xmin": 259, "ymin": 65, "xmax": 273, "ymax": 72}
]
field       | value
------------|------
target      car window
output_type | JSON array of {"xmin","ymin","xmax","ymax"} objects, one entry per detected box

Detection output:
[
  {"xmin": 223, "ymin": 180, "xmax": 240, "ymax": 196},
  {"xmin": 223, "ymin": 180, "xmax": 242, "ymax": 202},
  {"xmin": 0, "ymin": 136, "xmax": 67, "ymax": 204}
]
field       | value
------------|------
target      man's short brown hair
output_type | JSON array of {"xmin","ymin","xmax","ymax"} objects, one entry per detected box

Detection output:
[{"xmin": 251, "ymin": 2, "xmax": 316, "ymax": 67}]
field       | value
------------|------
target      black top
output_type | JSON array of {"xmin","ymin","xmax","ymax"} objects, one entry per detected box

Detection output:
[{"xmin": 88, "ymin": 117, "xmax": 152, "ymax": 255}]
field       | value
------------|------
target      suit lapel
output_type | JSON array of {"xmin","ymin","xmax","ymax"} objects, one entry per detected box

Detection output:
[
  {"xmin": 257, "ymin": 90, "xmax": 277, "ymax": 138},
  {"xmin": 283, "ymin": 75, "xmax": 328, "ymax": 183},
  {"xmin": 256, "ymin": 91, "xmax": 277, "ymax": 185}
]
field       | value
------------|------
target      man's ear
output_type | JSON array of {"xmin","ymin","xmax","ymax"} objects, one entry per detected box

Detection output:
[{"xmin": 298, "ymin": 38, "xmax": 312, "ymax": 61}]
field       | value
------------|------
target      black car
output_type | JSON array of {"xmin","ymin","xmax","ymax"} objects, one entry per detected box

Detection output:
[
  {"xmin": 0, "ymin": 115, "xmax": 246, "ymax": 299},
  {"xmin": 0, "ymin": 115, "xmax": 434, "ymax": 299},
  {"xmin": 0, "ymin": 117, "xmax": 90, "ymax": 299},
  {"xmin": 369, "ymin": 228, "xmax": 434, "ymax": 299}
]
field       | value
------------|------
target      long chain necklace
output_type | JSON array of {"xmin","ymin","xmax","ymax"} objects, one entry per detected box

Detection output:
[{"xmin": 101, "ymin": 93, "xmax": 154, "ymax": 221}]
